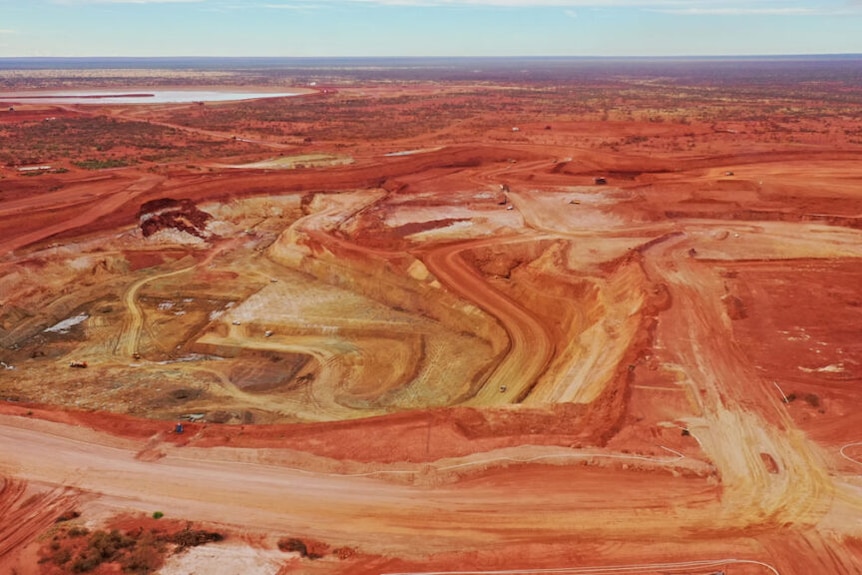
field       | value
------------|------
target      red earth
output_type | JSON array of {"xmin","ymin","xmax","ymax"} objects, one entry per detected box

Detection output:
[{"xmin": 2, "ymin": 61, "xmax": 862, "ymax": 574}]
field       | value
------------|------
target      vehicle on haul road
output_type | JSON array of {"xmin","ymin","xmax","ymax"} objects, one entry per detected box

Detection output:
[{"xmin": 69, "ymin": 361, "xmax": 88, "ymax": 368}]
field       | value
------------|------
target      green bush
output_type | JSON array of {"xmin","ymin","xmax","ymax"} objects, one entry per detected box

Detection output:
[{"xmin": 73, "ymin": 158, "xmax": 130, "ymax": 170}]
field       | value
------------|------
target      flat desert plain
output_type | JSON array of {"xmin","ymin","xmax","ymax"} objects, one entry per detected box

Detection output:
[{"xmin": 1, "ymin": 59, "xmax": 862, "ymax": 574}]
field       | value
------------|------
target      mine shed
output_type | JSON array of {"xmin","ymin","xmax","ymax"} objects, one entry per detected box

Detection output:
[{"xmin": 18, "ymin": 165, "xmax": 53, "ymax": 173}]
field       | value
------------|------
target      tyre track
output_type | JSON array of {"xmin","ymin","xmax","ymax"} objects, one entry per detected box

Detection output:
[{"xmin": 0, "ymin": 477, "xmax": 79, "ymax": 561}]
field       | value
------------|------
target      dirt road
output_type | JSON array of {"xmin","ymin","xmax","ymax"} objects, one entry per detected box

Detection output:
[
  {"xmin": 116, "ymin": 262, "xmax": 197, "ymax": 358},
  {"xmin": 423, "ymin": 237, "xmax": 555, "ymax": 405},
  {"xmin": 0, "ymin": 413, "xmax": 721, "ymax": 555},
  {"xmin": 0, "ymin": 173, "xmax": 163, "ymax": 255},
  {"xmin": 646, "ymin": 230, "xmax": 833, "ymax": 522}
]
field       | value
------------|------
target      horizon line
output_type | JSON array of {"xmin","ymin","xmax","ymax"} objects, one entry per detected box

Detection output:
[{"xmin": 1, "ymin": 53, "xmax": 861, "ymax": 61}]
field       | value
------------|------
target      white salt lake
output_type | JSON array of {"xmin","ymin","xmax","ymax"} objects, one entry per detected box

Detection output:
[{"xmin": 1, "ymin": 89, "xmax": 303, "ymax": 105}]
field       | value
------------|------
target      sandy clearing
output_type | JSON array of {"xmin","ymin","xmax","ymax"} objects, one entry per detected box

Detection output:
[
  {"xmin": 224, "ymin": 154, "xmax": 354, "ymax": 170},
  {"xmin": 158, "ymin": 542, "xmax": 286, "ymax": 575}
]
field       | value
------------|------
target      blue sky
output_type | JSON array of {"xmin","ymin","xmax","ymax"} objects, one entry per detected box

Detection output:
[{"xmin": 0, "ymin": 0, "xmax": 860, "ymax": 57}]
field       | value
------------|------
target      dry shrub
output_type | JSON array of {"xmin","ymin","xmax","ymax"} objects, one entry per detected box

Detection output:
[
  {"xmin": 277, "ymin": 537, "xmax": 326, "ymax": 559},
  {"xmin": 277, "ymin": 537, "xmax": 308, "ymax": 556},
  {"xmin": 171, "ymin": 526, "xmax": 224, "ymax": 550},
  {"xmin": 40, "ymin": 521, "xmax": 223, "ymax": 574}
]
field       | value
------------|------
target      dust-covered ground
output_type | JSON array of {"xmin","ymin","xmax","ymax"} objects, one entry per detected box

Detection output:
[{"xmin": 2, "ymin": 58, "xmax": 862, "ymax": 574}]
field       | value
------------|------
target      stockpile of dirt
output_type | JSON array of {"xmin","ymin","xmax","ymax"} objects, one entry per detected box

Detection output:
[{"xmin": 139, "ymin": 198, "xmax": 213, "ymax": 239}]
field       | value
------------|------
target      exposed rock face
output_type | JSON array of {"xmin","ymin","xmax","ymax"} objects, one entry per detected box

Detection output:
[{"xmin": 138, "ymin": 198, "xmax": 212, "ymax": 239}]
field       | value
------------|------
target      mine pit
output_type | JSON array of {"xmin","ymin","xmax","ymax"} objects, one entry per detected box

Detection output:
[{"xmin": 2, "ymin": 59, "xmax": 862, "ymax": 575}]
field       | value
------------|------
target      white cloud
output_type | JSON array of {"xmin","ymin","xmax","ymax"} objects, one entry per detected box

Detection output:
[
  {"xmin": 260, "ymin": 2, "xmax": 328, "ymax": 8},
  {"xmin": 43, "ymin": 0, "xmax": 862, "ymax": 12},
  {"xmin": 242, "ymin": 0, "xmax": 857, "ymax": 9},
  {"xmin": 329, "ymin": 0, "xmax": 713, "ymax": 3},
  {"xmin": 425, "ymin": 0, "xmax": 854, "ymax": 17},
  {"xmin": 51, "ymin": 0, "xmax": 204, "ymax": 4},
  {"xmin": 654, "ymin": 6, "xmax": 816, "ymax": 15}
]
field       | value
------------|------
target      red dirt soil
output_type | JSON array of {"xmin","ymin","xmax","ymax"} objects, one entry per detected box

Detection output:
[{"xmin": 2, "ymin": 63, "xmax": 862, "ymax": 574}]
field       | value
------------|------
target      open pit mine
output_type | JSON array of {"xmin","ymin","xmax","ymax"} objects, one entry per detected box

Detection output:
[{"xmin": 1, "ymin": 59, "xmax": 862, "ymax": 574}]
